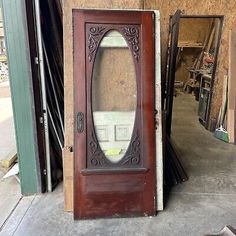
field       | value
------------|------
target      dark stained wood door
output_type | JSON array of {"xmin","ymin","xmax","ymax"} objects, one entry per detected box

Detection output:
[
  {"xmin": 73, "ymin": 10, "xmax": 156, "ymax": 219},
  {"xmin": 25, "ymin": 0, "xmax": 47, "ymax": 192},
  {"xmin": 165, "ymin": 10, "xmax": 181, "ymax": 137}
]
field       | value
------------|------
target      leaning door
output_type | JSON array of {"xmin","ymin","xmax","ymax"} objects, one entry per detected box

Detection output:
[
  {"xmin": 165, "ymin": 10, "xmax": 181, "ymax": 136},
  {"xmin": 73, "ymin": 10, "xmax": 156, "ymax": 219}
]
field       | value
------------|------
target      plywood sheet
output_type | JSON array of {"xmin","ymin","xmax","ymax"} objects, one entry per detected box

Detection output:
[{"xmin": 178, "ymin": 18, "xmax": 211, "ymax": 44}]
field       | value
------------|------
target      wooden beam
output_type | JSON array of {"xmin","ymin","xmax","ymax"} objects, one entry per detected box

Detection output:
[{"xmin": 0, "ymin": 148, "xmax": 17, "ymax": 170}]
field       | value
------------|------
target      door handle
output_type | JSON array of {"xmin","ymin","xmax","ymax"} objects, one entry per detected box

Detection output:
[{"xmin": 77, "ymin": 112, "xmax": 84, "ymax": 133}]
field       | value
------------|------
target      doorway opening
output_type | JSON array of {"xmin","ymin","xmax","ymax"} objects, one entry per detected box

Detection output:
[
  {"xmin": 174, "ymin": 16, "xmax": 223, "ymax": 130},
  {"xmin": 167, "ymin": 15, "xmax": 236, "ymax": 200}
]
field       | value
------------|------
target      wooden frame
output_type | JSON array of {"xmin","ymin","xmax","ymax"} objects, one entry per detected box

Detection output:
[
  {"xmin": 166, "ymin": 14, "xmax": 224, "ymax": 131},
  {"xmin": 180, "ymin": 15, "xmax": 224, "ymax": 129},
  {"xmin": 1, "ymin": 0, "xmax": 42, "ymax": 194}
]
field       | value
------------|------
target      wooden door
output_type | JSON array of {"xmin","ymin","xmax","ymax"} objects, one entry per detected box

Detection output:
[
  {"xmin": 165, "ymin": 10, "xmax": 181, "ymax": 136},
  {"xmin": 73, "ymin": 10, "xmax": 156, "ymax": 219}
]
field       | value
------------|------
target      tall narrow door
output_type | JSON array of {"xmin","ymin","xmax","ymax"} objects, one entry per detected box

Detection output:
[
  {"xmin": 73, "ymin": 10, "xmax": 156, "ymax": 219},
  {"xmin": 165, "ymin": 10, "xmax": 181, "ymax": 136}
]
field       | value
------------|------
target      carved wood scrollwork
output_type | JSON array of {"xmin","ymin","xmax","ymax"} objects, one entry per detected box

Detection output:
[
  {"xmin": 88, "ymin": 26, "xmax": 106, "ymax": 62},
  {"xmin": 121, "ymin": 131, "xmax": 141, "ymax": 166},
  {"xmin": 87, "ymin": 25, "xmax": 140, "ymax": 63},
  {"xmin": 87, "ymin": 24, "xmax": 142, "ymax": 168},
  {"xmin": 122, "ymin": 27, "xmax": 140, "ymax": 62},
  {"xmin": 88, "ymin": 130, "xmax": 141, "ymax": 168},
  {"xmin": 89, "ymin": 132, "xmax": 109, "ymax": 167}
]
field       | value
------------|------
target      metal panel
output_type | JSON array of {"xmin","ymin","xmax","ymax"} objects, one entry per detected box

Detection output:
[{"xmin": 1, "ymin": 0, "xmax": 41, "ymax": 194}]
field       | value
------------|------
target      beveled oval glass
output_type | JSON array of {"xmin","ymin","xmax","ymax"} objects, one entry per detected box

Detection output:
[{"xmin": 92, "ymin": 30, "xmax": 137, "ymax": 163}]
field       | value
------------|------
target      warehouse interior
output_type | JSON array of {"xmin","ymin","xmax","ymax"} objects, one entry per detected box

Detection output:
[
  {"xmin": 1, "ymin": 0, "xmax": 236, "ymax": 235},
  {"xmin": 169, "ymin": 16, "xmax": 236, "ymax": 194},
  {"xmin": 173, "ymin": 17, "xmax": 222, "ymax": 128}
]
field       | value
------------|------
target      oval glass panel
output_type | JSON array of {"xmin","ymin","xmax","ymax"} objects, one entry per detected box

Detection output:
[{"xmin": 92, "ymin": 30, "xmax": 137, "ymax": 163}]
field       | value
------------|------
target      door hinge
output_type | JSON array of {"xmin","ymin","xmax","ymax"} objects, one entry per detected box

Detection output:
[
  {"xmin": 34, "ymin": 57, "xmax": 39, "ymax": 64},
  {"xmin": 154, "ymin": 195, "xmax": 156, "ymax": 210},
  {"xmin": 39, "ymin": 116, "xmax": 44, "ymax": 124},
  {"xmin": 155, "ymin": 109, "xmax": 159, "ymax": 129}
]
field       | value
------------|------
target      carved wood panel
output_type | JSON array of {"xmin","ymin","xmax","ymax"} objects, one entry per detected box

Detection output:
[
  {"xmin": 86, "ymin": 24, "xmax": 140, "ymax": 63},
  {"xmin": 86, "ymin": 23, "xmax": 142, "ymax": 168}
]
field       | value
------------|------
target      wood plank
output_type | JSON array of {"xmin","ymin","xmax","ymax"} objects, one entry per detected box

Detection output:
[
  {"xmin": 0, "ymin": 148, "xmax": 17, "ymax": 169},
  {"xmin": 178, "ymin": 41, "xmax": 203, "ymax": 48},
  {"xmin": 227, "ymin": 30, "xmax": 236, "ymax": 143},
  {"xmin": 205, "ymin": 24, "xmax": 216, "ymax": 53},
  {"xmin": 63, "ymin": 148, "xmax": 73, "ymax": 212}
]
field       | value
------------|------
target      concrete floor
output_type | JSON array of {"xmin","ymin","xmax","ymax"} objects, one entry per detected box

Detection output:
[
  {"xmin": 0, "ymin": 81, "xmax": 20, "ymax": 231},
  {"xmin": 0, "ymin": 81, "xmax": 16, "ymax": 159},
  {"xmin": 1, "ymin": 93, "xmax": 236, "ymax": 236}
]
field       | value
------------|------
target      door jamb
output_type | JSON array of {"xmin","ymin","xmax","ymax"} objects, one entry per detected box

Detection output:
[
  {"xmin": 175, "ymin": 15, "xmax": 224, "ymax": 130},
  {"xmin": 170, "ymin": 15, "xmax": 224, "ymax": 131}
]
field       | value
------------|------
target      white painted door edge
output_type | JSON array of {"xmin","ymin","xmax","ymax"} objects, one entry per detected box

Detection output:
[{"xmin": 154, "ymin": 10, "xmax": 163, "ymax": 211}]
